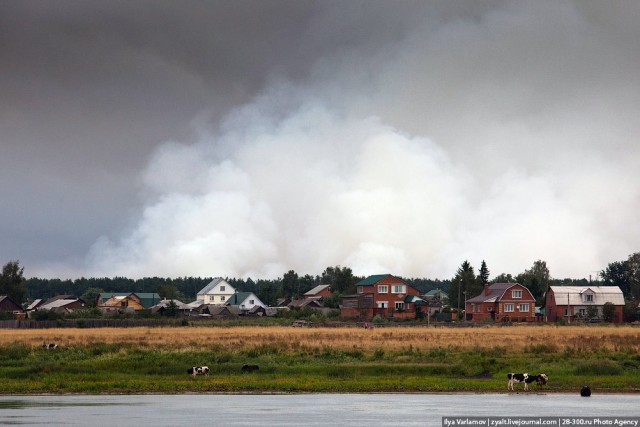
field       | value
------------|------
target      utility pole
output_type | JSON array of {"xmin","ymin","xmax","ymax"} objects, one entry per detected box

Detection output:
[{"xmin": 463, "ymin": 291, "xmax": 467, "ymax": 322}]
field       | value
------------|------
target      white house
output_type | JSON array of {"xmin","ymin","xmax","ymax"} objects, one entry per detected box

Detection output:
[
  {"xmin": 226, "ymin": 292, "xmax": 266, "ymax": 312},
  {"xmin": 196, "ymin": 278, "xmax": 236, "ymax": 305}
]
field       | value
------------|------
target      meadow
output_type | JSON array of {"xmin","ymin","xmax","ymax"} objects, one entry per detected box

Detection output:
[{"xmin": 0, "ymin": 324, "xmax": 638, "ymax": 394}]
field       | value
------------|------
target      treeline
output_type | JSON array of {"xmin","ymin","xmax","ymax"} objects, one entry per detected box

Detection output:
[
  {"xmin": 10, "ymin": 252, "xmax": 640, "ymax": 311},
  {"xmin": 21, "ymin": 265, "xmax": 450, "ymax": 307}
]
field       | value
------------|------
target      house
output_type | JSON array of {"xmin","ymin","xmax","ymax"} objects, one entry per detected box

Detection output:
[
  {"xmin": 150, "ymin": 299, "xmax": 193, "ymax": 316},
  {"xmin": 288, "ymin": 299, "xmax": 324, "ymax": 310},
  {"xmin": 0, "ymin": 295, "xmax": 26, "ymax": 319},
  {"xmin": 225, "ymin": 292, "xmax": 266, "ymax": 314},
  {"xmin": 204, "ymin": 305, "xmax": 236, "ymax": 318},
  {"xmin": 340, "ymin": 274, "xmax": 421, "ymax": 320},
  {"xmin": 287, "ymin": 298, "xmax": 337, "ymax": 316},
  {"xmin": 545, "ymin": 286, "xmax": 625, "ymax": 323},
  {"xmin": 196, "ymin": 278, "xmax": 236, "ymax": 305},
  {"xmin": 96, "ymin": 293, "xmax": 161, "ymax": 310},
  {"xmin": 466, "ymin": 283, "xmax": 536, "ymax": 322},
  {"xmin": 35, "ymin": 296, "xmax": 88, "ymax": 315},
  {"xmin": 303, "ymin": 284, "xmax": 332, "ymax": 301},
  {"xmin": 98, "ymin": 294, "xmax": 145, "ymax": 312},
  {"xmin": 423, "ymin": 289, "xmax": 449, "ymax": 302}
]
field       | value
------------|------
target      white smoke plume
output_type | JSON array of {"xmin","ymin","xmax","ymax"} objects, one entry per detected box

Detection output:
[{"xmin": 84, "ymin": 2, "xmax": 640, "ymax": 280}]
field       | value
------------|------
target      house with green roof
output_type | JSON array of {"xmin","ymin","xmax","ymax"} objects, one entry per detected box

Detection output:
[
  {"xmin": 340, "ymin": 274, "xmax": 421, "ymax": 320},
  {"xmin": 225, "ymin": 292, "xmax": 266, "ymax": 314},
  {"xmin": 96, "ymin": 292, "xmax": 161, "ymax": 310}
]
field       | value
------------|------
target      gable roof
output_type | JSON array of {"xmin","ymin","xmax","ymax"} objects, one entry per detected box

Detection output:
[
  {"xmin": 548, "ymin": 286, "xmax": 625, "ymax": 306},
  {"xmin": 356, "ymin": 274, "xmax": 391, "ymax": 286},
  {"xmin": 150, "ymin": 299, "xmax": 192, "ymax": 310},
  {"xmin": 0, "ymin": 295, "xmax": 25, "ymax": 312},
  {"xmin": 467, "ymin": 283, "xmax": 534, "ymax": 304},
  {"xmin": 26, "ymin": 299, "xmax": 44, "ymax": 310},
  {"xmin": 404, "ymin": 295, "xmax": 426, "ymax": 304},
  {"xmin": 288, "ymin": 299, "xmax": 323, "ymax": 309},
  {"xmin": 226, "ymin": 292, "xmax": 254, "ymax": 306},
  {"xmin": 304, "ymin": 284, "xmax": 331, "ymax": 296},
  {"xmin": 196, "ymin": 278, "xmax": 234, "ymax": 295},
  {"xmin": 38, "ymin": 298, "xmax": 87, "ymax": 310},
  {"xmin": 98, "ymin": 292, "xmax": 160, "ymax": 308},
  {"xmin": 134, "ymin": 293, "xmax": 162, "ymax": 308}
]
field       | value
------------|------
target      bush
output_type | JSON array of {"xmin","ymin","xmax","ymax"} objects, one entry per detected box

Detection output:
[
  {"xmin": 526, "ymin": 343, "xmax": 559, "ymax": 354},
  {"xmin": 32, "ymin": 310, "xmax": 62, "ymax": 321},
  {"xmin": 574, "ymin": 359, "xmax": 622, "ymax": 375},
  {"xmin": 372, "ymin": 314, "xmax": 385, "ymax": 324}
]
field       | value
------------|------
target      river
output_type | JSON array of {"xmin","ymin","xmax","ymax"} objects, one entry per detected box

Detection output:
[{"xmin": 0, "ymin": 393, "xmax": 638, "ymax": 426}]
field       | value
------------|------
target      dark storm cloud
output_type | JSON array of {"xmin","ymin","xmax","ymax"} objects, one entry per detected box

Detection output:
[{"xmin": 2, "ymin": 1, "xmax": 639, "ymax": 279}]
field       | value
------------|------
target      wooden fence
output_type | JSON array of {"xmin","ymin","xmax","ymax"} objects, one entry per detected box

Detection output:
[{"xmin": 0, "ymin": 319, "xmax": 185, "ymax": 329}]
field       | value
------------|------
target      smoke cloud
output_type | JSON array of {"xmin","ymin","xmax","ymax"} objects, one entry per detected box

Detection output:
[{"xmin": 7, "ymin": 2, "xmax": 639, "ymax": 280}]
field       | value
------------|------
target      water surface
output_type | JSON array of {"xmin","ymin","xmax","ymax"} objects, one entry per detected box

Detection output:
[{"xmin": 0, "ymin": 393, "xmax": 637, "ymax": 426}]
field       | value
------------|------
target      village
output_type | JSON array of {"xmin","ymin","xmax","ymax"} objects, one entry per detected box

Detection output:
[{"xmin": 0, "ymin": 274, "xmax": 630, "ymax": 326}]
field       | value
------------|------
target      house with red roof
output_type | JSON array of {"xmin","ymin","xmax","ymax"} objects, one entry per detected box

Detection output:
[
  {"xmin": 466, "ymin": 283, "xmax": 536, "ymax": 322},
  {"xmin": 340, "ymin": 274, "xmax": 422, "ymax": 320}
]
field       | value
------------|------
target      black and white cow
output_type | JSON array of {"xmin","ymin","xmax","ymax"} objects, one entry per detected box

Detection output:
[
  {"xmin": 508, "ymin": 373, "xmax": 548, "ymax": 391},
  {"xmin": 187, "ymin": 366, "xmax": 209, "ymax": 377},
  {"xmin": 507, "ymin": 373, "xmax": 530, "ymax": 391},
  {"xmin": 42, "ymin": 343, "xmax": 58, "ymax": 350},
  {"xmin": 524, "ymin": 373, "xmax": 548, "ymax": 389}
]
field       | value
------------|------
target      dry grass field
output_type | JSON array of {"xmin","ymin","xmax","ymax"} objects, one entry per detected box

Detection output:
[
  {"xmin": 1, "ymin": 324, "xmax": 639, "ymax": 393},
  {"xmin": 1, "ymin": 324, "xmax": 638, "ymax": 353}
]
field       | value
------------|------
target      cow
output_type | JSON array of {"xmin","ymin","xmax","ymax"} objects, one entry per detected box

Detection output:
[
  {"xmin": 187, "ymin": 366, "xmax": 209, "ymax": 377},
  {"xmin": 42, "ymin": 343, "xmax": 58, "ymax": 350},
  {"xmin": 580, "ymin": 385, "xmax": 591, "ymax": 397},
  {"xmin": 525, "ymin": 373, "xmax": 548, "ymax": 389},
  {"xmin": 241, "ymin": 364, "xmax": 259, "ymax": 373},
  {"xmin": 507, "ymin": 373, "xmax": 530, "ymax": 391}
]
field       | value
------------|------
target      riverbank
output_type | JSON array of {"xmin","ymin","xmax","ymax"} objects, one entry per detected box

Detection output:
[{"xmin": 0, "ymin": 325, "xmax": 638, "ymax": 394}]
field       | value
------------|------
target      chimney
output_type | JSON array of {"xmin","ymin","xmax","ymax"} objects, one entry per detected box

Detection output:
[{"xmin": 483, "ymin": 283, "xmax": 490, "ymax": 296}]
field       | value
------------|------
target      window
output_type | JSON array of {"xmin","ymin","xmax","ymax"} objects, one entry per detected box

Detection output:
[
  {"xmin": 220, "ymin": 286, "xmax": 225, "ymax": 291},
  {"xmin": 249, "ymin": 300, "xmax": 254, "ymax": 305},
  {"xmin": 220, "ymin": 296, "xmax": 225, "ymax": 302},
  {"xmin": 378, "ymin": 285, "xmax": 388, "ymax": 293},
  {"xmin": 519, "ymin": 303, "xmax": 530, "ymax": 312},
  {"xmin": 512, "ymin": 290, "xmax": 522, "ymax": 298},
  {"xmin": 504, "ymin": 303, "xmax": 515, "ymax": 312},
  {"xmin": 584, "ymin": 294, "xmax": 593, "ymax": 302},
  {"xmin": 395, "ymin": 302, "xmax": 405, "ymax": 311},
  {"xmin": 357, "ymin": 286, "xmax": 363, "ymax": 294},
  {"xmin": 392, "ymin": 285, "xmax": 406, "ymax": 294},
  {"xmin": 209, "ymin": 295, "xmax": 215, "ymax": 302},
  {"xmin": 377, "ymin": 301, "xmax": 387, "ymax": 309},
  {"xmin": 565, "ymin": 308, "xmax": 570, "ymax": 316}
]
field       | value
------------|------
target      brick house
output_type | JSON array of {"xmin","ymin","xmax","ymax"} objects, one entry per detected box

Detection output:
[
  {"xmin": 545, "ymin": 286, "xmax": 625, "ymax": 323},
  {"xmin": 340, "ymin": 274, "xmax": 421, "ymax": 320},
  {"xmin": 466, "ymin": 283, "xmax": 536, "ymax": 322},
  {"xmin": 303, "ymin": 284, "xmax": 332, "ymax": 301}
]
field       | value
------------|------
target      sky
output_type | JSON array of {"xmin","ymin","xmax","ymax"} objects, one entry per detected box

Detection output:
[{"xmin": 2, "ymin": 0, "xmax": 639, "ymax": 281}]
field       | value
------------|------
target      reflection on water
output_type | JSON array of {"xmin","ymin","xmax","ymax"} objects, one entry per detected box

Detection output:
[
  {"xmin": 0, "ymin": 394, "xmax": 638, "ymax": 426},
  {"xmin": 0, "ymin": 400, "xmax": 138, "ymax": 409}
]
